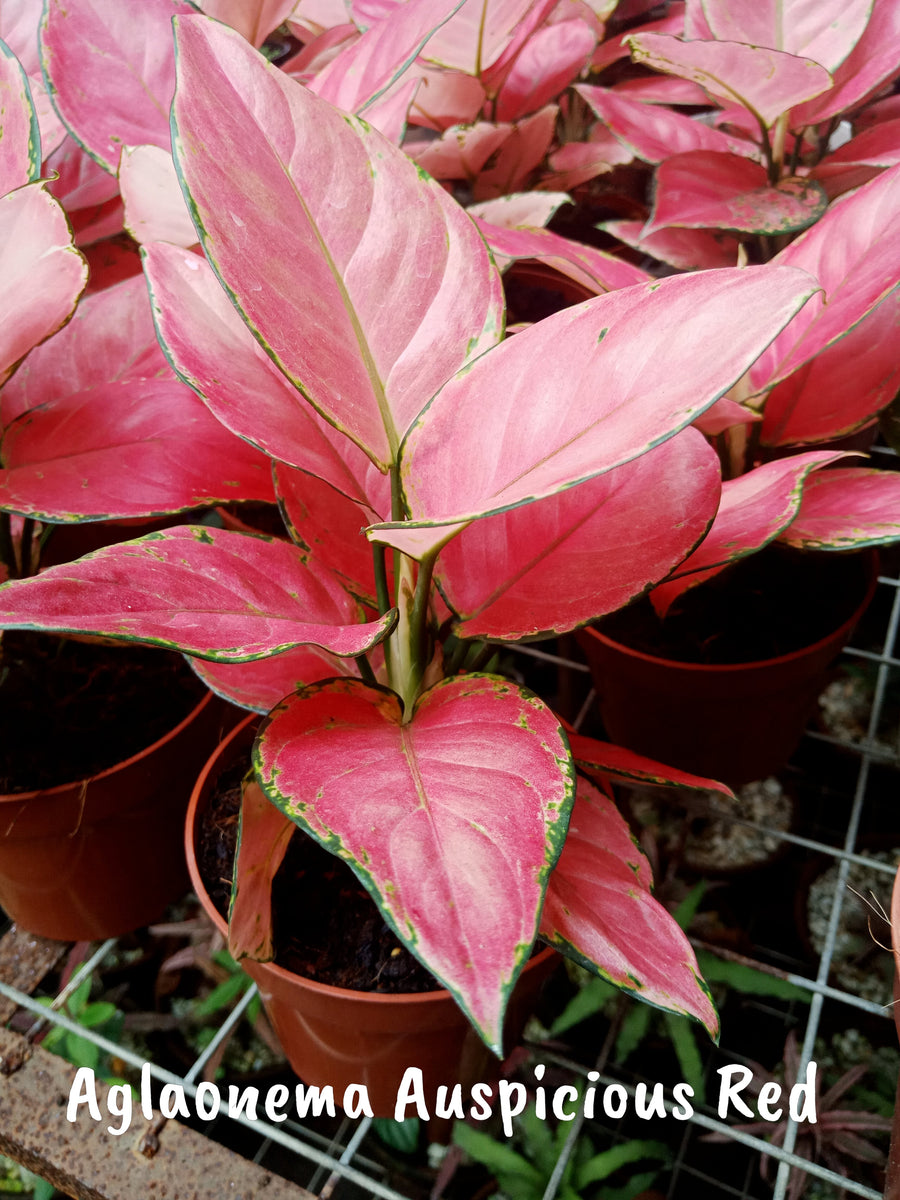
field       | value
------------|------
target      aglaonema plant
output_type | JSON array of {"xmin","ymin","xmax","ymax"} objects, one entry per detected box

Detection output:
[{"xmin": 0, "ymin": 15, "xmax": 822, "ymax": 1053}]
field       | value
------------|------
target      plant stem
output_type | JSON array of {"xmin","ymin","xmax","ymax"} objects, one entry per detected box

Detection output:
[
  {"xmin": 372, "ymin": 543, "xmax": 390, "ymax": 617},
  {"xmin": 355, "ymin": 654, "xmax": 378, "ymax": 686},
  {"xmin": 19, "ymin": 519, "xmax": 35, "ymax": 578},
  {"xmin": 771, "ymin": 112, "xmax": 789, "ymax": 180}
]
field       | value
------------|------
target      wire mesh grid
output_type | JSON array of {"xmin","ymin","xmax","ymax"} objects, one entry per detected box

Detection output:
[{"xmin": 1, "ymin": 449, "xmax": 898, "ymax": 1199}]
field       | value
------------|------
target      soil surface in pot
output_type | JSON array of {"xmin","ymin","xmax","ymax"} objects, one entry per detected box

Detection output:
[
  {"xmin": 197, "ymin": 757, "xmax": 441, "ymax": 994},
  {"xmin": 0, "ymin": 632, "xmax": 207, "ymax": 792},
  {"xmin": 596, "ymin": 545, "xmax": 870, "ymax": 665}
]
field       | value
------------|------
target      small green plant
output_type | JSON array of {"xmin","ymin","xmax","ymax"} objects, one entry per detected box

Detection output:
[
  {"xmin": 37, "ymin": 973, "xmax": 126, "ymax": 1083},
  {"xmin": 454, "ymin": 1102, "xmax": 669, "ymax": 1200}
]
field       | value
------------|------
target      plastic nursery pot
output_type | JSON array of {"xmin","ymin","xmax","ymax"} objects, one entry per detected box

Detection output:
[
  {"xmin": 576, "ymin": 552, "xmax": 878, "ymax": 787},
  {"xmin": 186, "ymin": 715, "xmax": 559, "ymax": 1119},
  {"xmin": 0, "ymin": 688, "xmax": 233, "ymax": 942},
  {"xmin": 503, "ymin": 260, "xmax": 595, "ymax": 324}
]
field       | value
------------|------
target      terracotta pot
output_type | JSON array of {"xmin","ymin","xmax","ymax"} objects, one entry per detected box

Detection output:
[
  {"xmin": 0, "ymin": 688, "xmax": 234, "ymax": 941},
  {"xmin": 577, "ymin": 554, "xmax": 877, "ymax": 786},
  {"xmin": 186, "ymin": 715, "xmax": 559, "ymax": 1118}
]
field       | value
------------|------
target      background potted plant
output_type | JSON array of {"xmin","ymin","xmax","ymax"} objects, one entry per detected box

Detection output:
[
  {"xmin": 0, "ymin": 13, "xmax": 826, "ymax": 1105},
  {"xmin": 570, "ymin": 0, "xmax": 900, "ymax": 783},
  {"xmin": 0, "ymin": 35, "xmax": 278, "ymax": 941}
]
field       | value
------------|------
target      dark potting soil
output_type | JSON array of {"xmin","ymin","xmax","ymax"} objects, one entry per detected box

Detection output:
[
  {"xmin": 596, "ymin": 545, "xmax": 872, "ymax": 665},
  {"xmin": 197, "ymin": 757, "xmax": 441, "ymax": 994},
  {"xmin": 0, "ymin": 631, "xmax": 207, "ymax": 793}
]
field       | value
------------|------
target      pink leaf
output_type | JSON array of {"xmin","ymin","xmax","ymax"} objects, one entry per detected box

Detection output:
[
  {"xmin": 692, "ymin": 397, "xmax": 759, "ymax": 436},
  {"xmin": 276, "ymin": 462, "xmax": 389, "ymax": 605},
  {"xmin": 171, "ymin": 16, "xmax": 504, "ymax": 471},
  {"xmin": 197, "ymin": 0, "xmax": 297, "ymax": 47},
  {"xmin": 543, "ymin": 127, "xmax": 634, "ymax": 190},
  {"xmin": 0, "ymin": 273, "xmax": 167, "ymax": 428},
  {"xmin": 408, "ymin": 121, "xmax": 513, "ymax": 180},
  {"xmin": 790, "ymin": 0, "xmax": 900, "ymax": 128},
  {"xmin": 0, "ymin": 40, "xmax": 39, "ymax": 193},
  {"xmin": 359, "ymin": 76, "xmax": 421, "ymax": 145},
  {"xmin": 40, "ymin": 0, "xmax": 195, "ymax": 173},
  {"xmin": 591, "ymin": 2, "xmax": 684, "ymax": 71},
  {"xmin": 0, "ymin": 0, "xmax": 44, "ymax": 75},
  {"xmin": 119, "ymin": 145, "xmax": 197, "ymax": 247},
  {"xmin": 0, "ymin": 378, "xmax": 278, "ymax": 519},
  {"xmin": 809, "ymin": 119, "xmax": 900, "ymax": 199},
  {"xmin": 540, "ymin": 777, "xmax": 718, "ymax": 1035},
  {"xmin": 494, "ymin": 19, "xmax": 596, "ymax": 123},
  {"xmin": 193, "ymin": 646, "xmax": 356, "ymax": 714},
  {"xmin": 394, "ymin": 266, "xmax": 818, "ymax": 528},
  {"xmin": 645, "ymin": 151, "xmax": 827, "ymax": 236},
  {"xmin": 407, "ymin": 62, "xmax": 485, "ymax": 129},
  {"xmin": 0, "ymin": 182, "xmax": 87, "ymax": 387},
  {"xmin": 310, "ymin": 0, "xmax": 465, "ymax": 114},
  {"xmin": 650, "ymin": 451, "xmax": 849, "ymax": 615},
  {"xmin": 628, "ymin": 32, "xmax": 832, "ymax": 128},
  {"xmin": 568, "ymin": 730, "xmax": 734, "ymax": 798},
  {"xmin": 779, "ymin": 468, "xmax": 900, "ymax": 550},
  {"xmin": 422, "ymin": 0, "xmax": 550, "ymax": 76},
  {"xmin": 435, "ymin": 429, "xmax": 720, "ymax": 639},
  {"xmin": 577, "ymin": 83, "xmax": 755, "ymax": 164},
  {"xmin": 143, "ymin": 243, "xmax": 377, "ymax": 504},
  {"xmin": 474, "ymin": 219, "xmax": 650, "ymax": 292},
  {"xmin": 229, "ymin": 780, "xmax": 296, "ymax": 961},
  {"xmin": 0, "ymin": 527, "xmax": 395, "ymax": 661},
  {"xmin": 472, "ymin": 104, "xmax": 558, "ymax": 199},
  {"xmin": 44, "ymin": 136, "xmax": 120, "ymax": 212},
  {"xmin": 601, "ymin": 219, "xmax": 741, "ymax": 270},
  {"xmin": 254, "ymin": 675, "xmax": 574, "ymax": 1051},
  {"xmin": 749, "ymin": 165, "xmax": 900, "ymax": 437},
  {"xmin": 700, "ymin": 0, "xmax": 873, "ymax": 73},
  {"xmin": 468, "ymin": 191, "xmax": 571, "ymax": 229}
]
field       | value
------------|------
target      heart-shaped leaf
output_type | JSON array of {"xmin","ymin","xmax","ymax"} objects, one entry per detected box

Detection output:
[
  {"xmin": 41, "ymin": 0, "xmax": 195, "ymax": 173},
  {"xmin": 0, "ymin": 378, "xmax": 277, "ymax": 520},
  {"xmin": 649, "ymin": 450, "xmax": 849, "ymax": 615},
  {"xmin": 0, "ymin": 526, "xmax": 395, "ymax": 660},
  {"xmin": 0, "ymin": 38, "xmax": 40, "ymax": 193},
  {"xmin": 779, "ymin": 468, "xmax": 900, "ymax": 549},
  {"xmin": 628, "ymin": 32, "xmax": 831, "ymax": 128},
  {"xmin": 394, "ymin": 266, "xmax": 818, "ymax": 531},
  {"xmin": 0, "ymin": 182, "xmax": 87, "ymax": 387},
  {"xmin": 435, "ymin": 428, "xmax": 720, "ymax": 640},
  {"xmin": 171, "ymin": 15, "xmax": 504, "ymax": 471},
  {"xmin": 646, "ymin": 151, "xmax": 827, "ymax": 236},
  {"xmin": 540, "ymin": 777, "xmax": 719, "ymax": 1036},
  {"xmin": 254, "ymin": 674, "xmax": 575, "ymax": 1051}
]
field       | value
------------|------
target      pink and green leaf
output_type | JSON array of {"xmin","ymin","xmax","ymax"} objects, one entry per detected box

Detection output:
[
  {"xmin": 474, "ymin": 219, "xmax": 650, "ymax": 293},
  {"xmin": 0, "ymin": 272, "xmax": 167, "ymax": 427},
  {"xmin": 599, "ymin": 220, "xmax": 741, "ymax": 270},
  {"xmin": 0, "ymin": 527, "xmax": 395, "ymax": 661},
  {"xmin": 645, "ymin": 152, "xmax": 827, "ymax": 237},
  {"xmin": 568, "ymin": 730, "xmax": 735, "ymax": 799},
  {"xmin": 435, "ymin": 429, "xmax": 720, "ymax": 640},
  {"xmin": 143, "ymin": 242, "xmax": 377, "ymax": 504},
  {"xmin": 0, "ymin": 38, "xmax": 40, "ymax": 193},
  {"xmin": 649, "ymin": 451, "xmax": 850, "ymax": 615},
  {"xmin": 394, "ymin": 266, "xmax": 818, "ymax": 529},
  {"xmin": 40, "ymin": 0, "xmax": 195, "ymax": 173},
  {"xmin": 700, "ymin": 0, "xmax": 873, "ymax": 73},
  {"xmin": 493, "ymin": 18, "xmax": 596, "ymax": 123},
  {"xmin": 229, "ymin": 779, "xmax": 296, "ymax": 961},
  {"xmin": 577, "ymin": 83, "xmax": 755, "ymax": 164},
  {"xmin": 253, "ymin": 674, "xmax": 575, "ymax": 1052},
  {"xmin": 0, "ymin": 182, "xmax": 87, "ymax": 387},
  {"xmin": 192, "ymin": 645, "xmax": 357, "ymax": 714},
  {"xmin": 778, "ymin": 468, "xmax": 900, "ymax": 550},
  {"xmin": 171, "ymin": 15, "xmax": 504, "ymax": 471},
  {"xmin": 628, "ymin": 32, "xmax": 832, "ymax": 128},
  {"xmin": 0, "ymin": 378, "xmax": 278, "ymax": 520},
  {"xmin": 471, "ymin": 104, "xmax": 558, "ymax": 200},
  {"xmin": 540, "ymin": 776, "xmax": 718, "ymax": 1037}
]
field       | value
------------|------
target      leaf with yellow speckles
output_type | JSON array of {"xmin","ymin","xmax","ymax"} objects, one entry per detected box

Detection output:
[{"xmin": 253, "ymin": 674, "xmax": 574, "ymax": 1053}]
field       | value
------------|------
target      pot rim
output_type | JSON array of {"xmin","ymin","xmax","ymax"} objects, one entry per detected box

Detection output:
[
  {"xmin": 186, "ymin": 712, "xmax": 556, "ymax": 1008},
  {"xmin": 580, "ymin": 551, "xmax": 878, "ymax": 676},
  {"xmin": 0, "ymin": 684, "xmax": 216, "ymax": 806}
]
